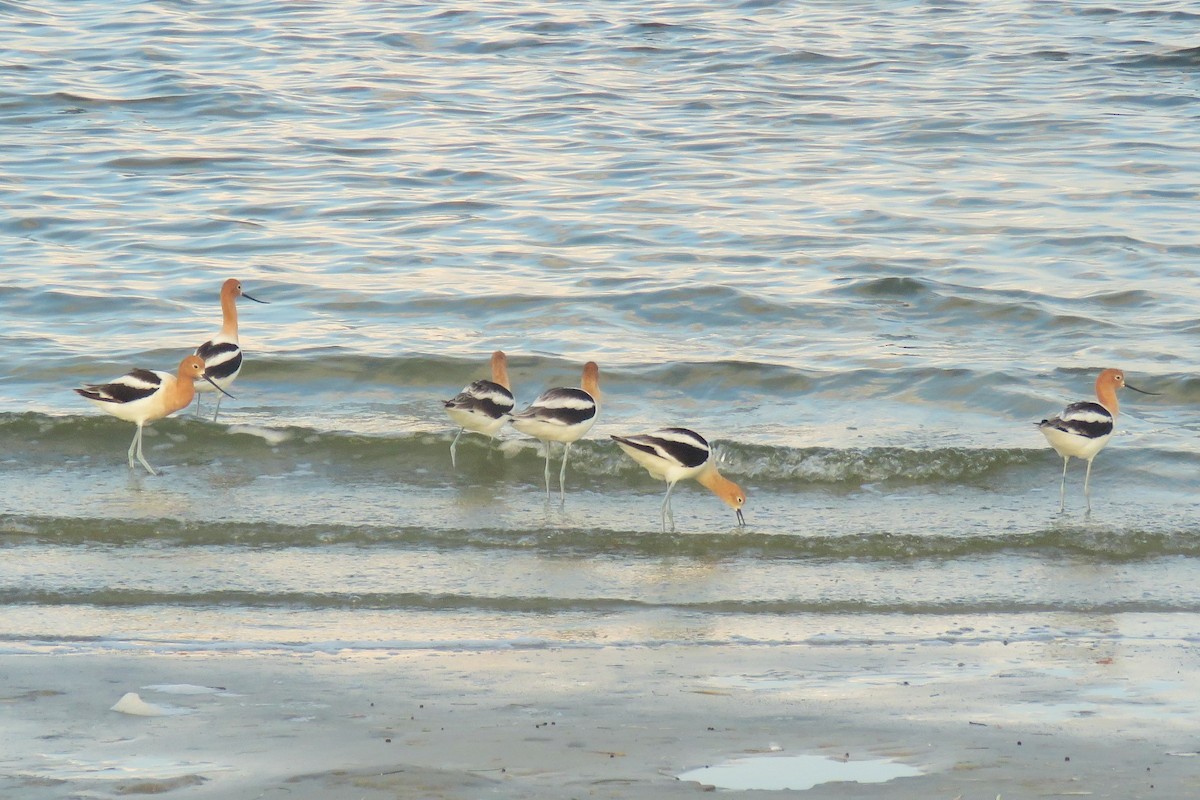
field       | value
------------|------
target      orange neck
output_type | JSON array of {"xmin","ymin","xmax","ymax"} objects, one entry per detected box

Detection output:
[
  {"xmin": 219, "ymin": 287, "xmax": 239, "ymax": 338},
  {"xmin": 1095, "ymin": 376, "xmax": 1119, "ymax": 417},
  {"xmin": 581, "ymin": 361, "xmax": 600, "ymax": 400},
  {"xmin": 491, "ymin": 352, "xmax": 511, "ymax": 391},
  {"xmin": 696, "ymin": 466, "xmax": 738, "ymax": 503},
  {"xmin": 169, "ymin": 371, "xmax": 199, "ymax": 415}
]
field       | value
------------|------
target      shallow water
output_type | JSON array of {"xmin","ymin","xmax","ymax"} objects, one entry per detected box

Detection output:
[
  {"xmin": 678, "ymin": 754, "xmax": 922, "ymax": 791},
  {"xmin": 1, "ymin": 0, "xmax": 1199, "ymax": 667}
]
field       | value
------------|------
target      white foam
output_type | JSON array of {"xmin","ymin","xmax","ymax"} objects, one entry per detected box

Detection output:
[
  {"xmin": 27, "ymin": 753, "xmax": 228, "ymax": 780},
  {"xmin": 227, "ymin": 425, "xmax": 291, "ymax": 446},
  {"xmin": 110, "ymin": 692, "xmax": 192, "ymax": 716},
  {"xmin": 497, "ymin": 438, "xmax": 543, "ymax": 458},
  {"xmin": 142, "ymin": 683, "xmax": 224, "ymax": 695}
]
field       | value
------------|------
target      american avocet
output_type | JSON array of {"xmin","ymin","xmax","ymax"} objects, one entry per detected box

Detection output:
[
  {"xmin": 612, "ymin": 427, "xmax": 746, "ymax": 530},
  {"xmin": 193, "ymin": 278, "xmax": 267, "ymax": 422},
  {"xmin": 444, "ymin": 350, "xmax": 515, "ymax": 468},
  {"xmin": 1038, "ymin": 368, "xmax": 1157, "ymax": 513},
  {"xmin": 76, "ymin": 355, "xmax": 233, "ymax": 475},
  {"xmin": 510, "ymin": 361, "xmax": 600, "ymax": 502}
]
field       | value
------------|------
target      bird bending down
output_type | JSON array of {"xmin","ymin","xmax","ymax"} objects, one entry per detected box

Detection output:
[
  {"xmin": 194, "ymin": 278, "xmax": 267, "ymax": 422},
  {"xmin": 76, "ymin": 355, "xmax": 233, "ymax": 475},
  {"xmin": 1037, "ymin": 367, "xmax": 1156, "ymax": 513},
  {"xmin": 510, "ymin": 361, "xmax": 600, "ymax": 503},
  {"xmin": 612, "ymin": 427, "xmax": 747, "ymax": 530},
  {"xmin": 444, "ymin": 350, "xmax": 515, "ymax": 468}
]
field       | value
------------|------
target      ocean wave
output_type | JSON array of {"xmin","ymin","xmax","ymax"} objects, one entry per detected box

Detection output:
[
  {"xmin": 726, "ymin": 443, "xmax": 1034, "ymax": 485},
  {"xmin": 1, "ymin": 586, "xmax": 1195, "ymax": 615},
  {"xmin": 30, "ymin": 352, "xmax": 1198, "ymax": 406},
  {"xmin": 4, "ymin": 514, "xmax": 1198, "ymax": 560},
  {"xmin": 2, "ymin": 411, "xmax": 1043, "ymax": 488},
  {"xmin": 1118, "ymin": 46, "xmax": 1200, "ymax": 70}
]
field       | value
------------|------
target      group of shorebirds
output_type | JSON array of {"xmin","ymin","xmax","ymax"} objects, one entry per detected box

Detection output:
[
  {"xmin": 75, "ymin": 279, "xmax": 1156, "ymax": 528},
  {"xmin": 443, "ymin": 351, "xmax": 746, "ymax": 528},
  {"xmin": 75, "ymin": 279, "xmax": 265, "ymax": 475}
]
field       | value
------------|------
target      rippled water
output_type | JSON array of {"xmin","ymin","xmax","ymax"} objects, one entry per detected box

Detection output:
[{"xmin": 1, "ymin": 1, "xmax": 1199, "ymax": 658}]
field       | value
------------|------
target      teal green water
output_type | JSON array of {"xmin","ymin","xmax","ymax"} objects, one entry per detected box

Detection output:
[{"xmin": 1, "ymin": 1, "xmax": 1198, "ymax": 661}]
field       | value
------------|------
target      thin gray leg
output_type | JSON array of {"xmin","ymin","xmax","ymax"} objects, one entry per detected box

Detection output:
[
  {"xmin": 1059, "ymin": 456, "xmax": 1069, "ymax": 513},
  {"xmin": 133, "ymin": 424, "xmax": 157, "ymax": 475},
  {"xmin": 661, "ymin": 481, "xmax": 677, "ymax": 532},
  {"xmin": 1083, "ymin": 457, "xmax": 1095, "ymax": 514},
  {"xmin": 543, "ymin": 440, "xmax": 552, "ymax": 500},
  {"xmin": 450, "ymin": 428, "xmax": 463, "ymax": 468},
  {"xmin": 127, "ymin": 426, "xmax": 139, "ymax": 469},
  {"xmin": 211, "ymin": 393, "xmax": 223, "ymax": 423},
  {"xmin": 559, "ymin": 442, "xmax": 571, "ymax": 504}
]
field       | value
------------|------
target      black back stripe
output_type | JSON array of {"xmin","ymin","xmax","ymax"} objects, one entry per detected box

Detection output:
[
  {"xmin": 1059, "ymin": 401, "xmax": 1112, "ymax": 422},
  {"xmin": 445, "ymin": 380, "xmax": 515, "ymax": 419},
  {"xmin": 611, "ymin": 435, "xmax": 661, "ymax": 459},
  {"xmin": 466, "ymin": 380, "xmax": 515, "ymax": 406},
  {"xmin": 613, "ymin": 429, "xmax": 711, "ymax": 469},
  {"xmin": 119, "ymin": 369, "xmax": 161, "ymax": 386},
  {"xmin": 1042, "ymin": 401, "xmax": 1114, "ymax": 440},
  {"xmin": 1043, "ymin": 416, "xmax": 1113, "ymax": 440},
  {"xmin": 515, "ymin": 387, "xmax": 596, "ymax": 426},
  {"xmin": 77, "ymin": 370, "xmax": 164, "ymax": 404},
  {"xmin": 532, "ymin": 387, "xmax": 595, "ymax": 409},
  {"xmin": 614, "ymin": 431, "xmax": 705, "ymax": 470},
  {"xmin": 196, "ymin": 340, "xmax": 240, "ymax": 360},
  {"xmin": 446, "ymin": 395, "xmax": 514, "ymax": 419},
  {"xmin": 650, "ymin": 430, "xmax": 710, "ymax": 468},
  {"xmin": 202, "ymin": 350, "xmax": 242, "ymax": 381},
  {"xmin": 473, "ymin": 397, "xmax": 513, "ymax": 419},
  {"xmin": 521, "ymin": 403, "xmax": 596, "ymax": 426},
  {"xmin": 102, "ymin": 383, "xmax": 158, "ymax": 404},
  {"xmin": 656, "ymin": 427, "xmax": 710, "ymax": 449}
]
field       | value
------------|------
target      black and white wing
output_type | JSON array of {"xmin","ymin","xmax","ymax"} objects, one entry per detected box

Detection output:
[
  {"xmin": 611, "ymin": 427, "xmax": 711, "ymax": 469},
  {"xmin": 1039, "ymin": 401, "xmax": 1114, "ymax": 440},
  {"xmin": 445, "ymin": 379, "xmax": 515, "ymax": 420},
  {"xmin": 75, "ymin": 368, "xmax": 165, "ymax": 404},
  {"xmin": 512, "ymin": 387, "xmax": 596, "ymax": 427},
  {"xmin": 195, "ymin": 339, "xmax": 242, "ymax": 382}
]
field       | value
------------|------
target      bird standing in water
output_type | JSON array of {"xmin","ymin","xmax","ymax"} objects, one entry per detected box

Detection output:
[
  {"xmin": 510, "ymin": 361, "xmax": 600, "ymax": 503},
  {"xmin": 612, "ymin": 427, "xmax": 747, "ymax": 530},
  {"xmin": 194, "ymin": 278, "xmax": 267, "ymax": 422},
  {"xmin": 444, "ymin": 350, "xmax": 515, "ymax": 468},
  {"xmin": 76, "ymin": 355, "xmax": 233, "ymax": 475},
  {"xmin": 1038, "ymin": 367, "xmax": 1156, "ymax": 513}
]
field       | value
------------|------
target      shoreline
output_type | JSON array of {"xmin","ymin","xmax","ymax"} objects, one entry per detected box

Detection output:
[{"xmin": 2, "ymin": 636, "xmax": 1197, "ymax": 798}]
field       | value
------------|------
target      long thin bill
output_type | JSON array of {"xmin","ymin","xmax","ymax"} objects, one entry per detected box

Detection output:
[
  {"xmin": 242, "ymin": 292, "xmax": 269, "ymax": 304},
  {"xmin": 204, "ymin": 375, "xmax": 235, "ymax": 398},
  {"xmin": 1125, "ymin": 383, "xmax": 1159, "ymax": 395},
  {"xmin": 735, "ymin": 508, "xmax": 745, "ymax": 527}
]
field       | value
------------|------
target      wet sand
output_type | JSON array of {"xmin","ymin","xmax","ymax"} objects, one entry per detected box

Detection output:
[{"xmin": 2, "ymin": 636, "xmax": 1197, "ymax": 799}]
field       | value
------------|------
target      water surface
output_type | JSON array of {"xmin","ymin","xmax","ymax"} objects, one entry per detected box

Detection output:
[{"xmin": 1, "ymin": 0, "xmax": 1198, "ymax": 668}]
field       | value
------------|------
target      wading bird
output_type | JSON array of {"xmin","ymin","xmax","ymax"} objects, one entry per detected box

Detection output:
[
  {"xmin": 444, "ymin": 350, "xmax": 515, "ymax": 468},
  {"xmin": 612, "ymin": 427, "xmax": 746, "ymax": 530},
  {"xmin": 76, "ymin": 355, "xmax": 232, "ymax": 475},
  {"xmin": 194, "ymin": 278, "xmax": 267, "ymax": 421},
  {"xmin": 1038, "ymin": 368, "xmax": 1156, "ymax": 513},
  {"xmin": 510, "ymin": 361, "xmax": 600, "ymax": 503}
]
